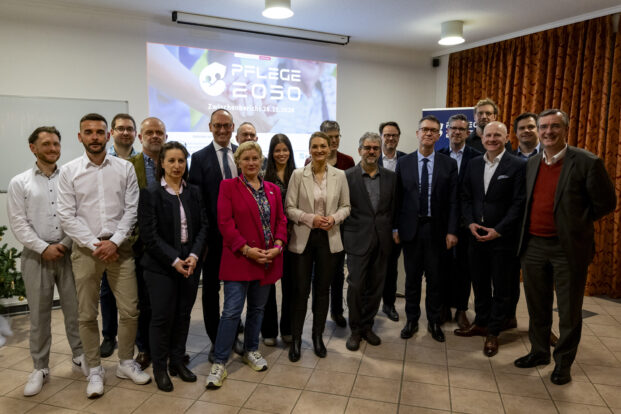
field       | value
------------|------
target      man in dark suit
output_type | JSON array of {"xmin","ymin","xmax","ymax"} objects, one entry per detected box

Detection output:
[
  {"xmin": 188, "ymin": 109, "xmax": 239, "ymax": 360},
  {"xmin": 455, "ymin": 122, "xmax": 526, "ymax": 357},
  {"xmin": 438, "ymin": 114, "xmax": 481, "ymax": 329},
  {"xmin": 466, "ymin": 98, "xmax": 512, "ymax": 154},
  {"xmin": 395, "ymin": 115, "xmax": 459, "ymax": 343},
  {"xmin": 343, "ymin": 132, "xmax": 397, "ymax": 351},
  {"xmin": 514, "ymin": 109, "xmax": 616, "ymax": 384},
  {"xmin": 377, "ymin": 121, "xmax": 407, "ymax": 322}
]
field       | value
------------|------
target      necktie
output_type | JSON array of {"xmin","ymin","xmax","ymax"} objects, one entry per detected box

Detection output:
[
  {"xmin": 222, "ymin": 147, "xmax": 232, "ymax": 179},
  {"xmin": 420, "ymin": 158, "xmax": 429, "ymax": 216}
]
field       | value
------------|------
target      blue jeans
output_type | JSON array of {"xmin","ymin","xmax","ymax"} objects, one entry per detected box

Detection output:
[{"xmin": 213, "ymin": 280, "xmax": 270, "ymax": 364}]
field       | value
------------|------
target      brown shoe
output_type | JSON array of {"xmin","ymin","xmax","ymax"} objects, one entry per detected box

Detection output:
[
  {"xmin": 500, "ymin": 318, "xmax": 518, "ymax": 332},
  {"xmin": 136, "ymin": 351, "xmax": 151, "ymax": 370},
  {"xmin": 454, "ymin": 324, "xmax": 488, "ymax": 337},
  {"xmin": 454, "ymin": 310, "xmax": 471, "ymax": 330},
  {"xmin": 550, "ymin": 333, "xmax": 558, "ymax": 347},
  {"xmin": 484, "ymin": 335, "xmax": 498, "ymax": 357}
]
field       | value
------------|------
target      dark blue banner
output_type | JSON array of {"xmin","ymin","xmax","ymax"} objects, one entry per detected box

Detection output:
[{"xmin": 422, "ymin": 107, "xmax": 474, "ymax": 151}]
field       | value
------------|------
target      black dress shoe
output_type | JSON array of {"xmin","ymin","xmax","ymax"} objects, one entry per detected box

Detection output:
[
  {"xmin": 400, "ymin": 321, "xmax": 419, "ymax": 339},
  {"xmin": 514, "ymin": 352, "xmax": 550, "ymax": 368},
  {"xmin": 154, "ymin": 369, "xmax": 173, "ymax": 392},
  {"xmin": 288, "ymin": 337, "xmax": 301, "ymax": 362},
  {"xmin": 312, "ymin": 334, "xmax": 327, "ymax": 358},
  {"xmin": 550, "ymin": 366, "xmax": 571, "ymax": 385},
  {"xmin": 362, "ymin": 329, "xmax": 381, "ymax": 346},
  {"xmin": 136, "ymin": 351, "xmax": 151, "ymax": 370},
  {"xmin": 233, "ymin": 337, "xmax": 244, "ymax": 356},
  {"xmin": 100, "ymin": 336, "xmax": 116, "ymax": 358},
  {"xmin": 346, "ymin": 333, "xmax": 362, "ymax": 351},
  {"xmin": 331, "ymin": 313, "xmax": 347, "ymax": 328},
  {"xmin": 428, "ymin": 323, "xmax": 445, "ymax": 342},
  {"xmin": 382, "ymin": 304, "xmax": 399, "ymax": 322},
  {"xmin": 169, "ymin": 363, "xmax": 197, "ymax": 382}
]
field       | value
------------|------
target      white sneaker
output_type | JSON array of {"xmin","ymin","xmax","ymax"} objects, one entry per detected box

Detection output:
[
  {"xmin": 86, "ymin": 366, "xmax": 105, "ymax": 398},
  {"xmin": 243, "ymin": 351, "xmax": 268, "ymax": 372},
  {"xmin": 23, "ymin": 368, "xmax": 49, "ymax": 396},
  {"xmin": 205, "ymin": 363, "xmax": 227, "ymax": 389},
  {"xmin": 72, "ymin": 354, "xmax": 89, "ymax": 377},
  {"xmin": 116, "ymin": 359, "xmax": 151, "ymax": 384}
]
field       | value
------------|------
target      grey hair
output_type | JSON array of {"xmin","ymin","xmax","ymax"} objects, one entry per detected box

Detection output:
[
  {"xmin": 358, "ymin": 132, "xmax": 382, "ymax": 149},
  {"xmin": 538, "ymin": 109, "xmax": 569, "ymax": 128}
]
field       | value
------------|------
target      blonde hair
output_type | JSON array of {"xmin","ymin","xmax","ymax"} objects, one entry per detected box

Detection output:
[{"xmin": 234, "ymin": 141, "xmax": 263, "ymax": 166}]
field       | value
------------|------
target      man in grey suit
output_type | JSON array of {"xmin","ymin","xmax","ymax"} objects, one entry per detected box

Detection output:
[
  {"xmin": 343, "ymin": 132, "xmax": 397, "ymax": 351},
  {"xmin": 514, "ymin": 109, "xmax": 616, "ymax": 385}
]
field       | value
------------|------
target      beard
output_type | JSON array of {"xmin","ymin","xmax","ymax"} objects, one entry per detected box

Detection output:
[{"xmin": 83, "ymin": 141, "xmax": 105, "ymax": 155}]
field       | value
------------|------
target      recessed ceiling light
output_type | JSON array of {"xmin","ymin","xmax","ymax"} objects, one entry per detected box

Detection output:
[{"xmin": 263, "ymin": 0, "xmax": 294, "ymax": 19}]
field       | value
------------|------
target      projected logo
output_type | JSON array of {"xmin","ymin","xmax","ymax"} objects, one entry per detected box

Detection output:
[{"xmin": 199, "ymin": 62, "xmax": 227, "ymax": 96}]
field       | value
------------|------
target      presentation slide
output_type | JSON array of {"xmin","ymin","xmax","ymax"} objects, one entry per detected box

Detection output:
[{"xmin": 147, "ymin": 42, "xmax": 337, "ymax": 166}]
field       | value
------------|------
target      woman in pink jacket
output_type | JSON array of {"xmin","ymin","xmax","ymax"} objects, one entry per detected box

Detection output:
[{"xmin": 206, "ymin": 141, "xmax": 287, "ymax": 390}]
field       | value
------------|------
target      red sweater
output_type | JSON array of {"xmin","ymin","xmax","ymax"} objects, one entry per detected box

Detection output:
[{"xmin": 528, "ymin": 159, "xmax": 563, "ymax": 237}]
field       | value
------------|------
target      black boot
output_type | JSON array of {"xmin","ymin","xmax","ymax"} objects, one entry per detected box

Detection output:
[
  {"xmin": 312, "ymin": 334, "xmax": 327, "ymax": 358},
  {"xmin": 154, "ymin": 368, "xmax": 173, "ymax": 392},
  {"xmin": 288, "ymin": 337, "xmax": 301, "ymax": 362},
  {"xmin": 169, "ymin": 362, "xmax": 197, "ymax": 382}
]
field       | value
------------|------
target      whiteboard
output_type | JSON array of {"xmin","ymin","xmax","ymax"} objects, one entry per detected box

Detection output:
[{"xmin": 0, "ymin": 95, "xmax": 128, "ymax": 191}]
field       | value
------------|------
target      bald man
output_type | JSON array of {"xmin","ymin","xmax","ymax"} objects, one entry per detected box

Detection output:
[{"xmin": 455, "ymin": 121, "xmax": 526, "ymax": 358}]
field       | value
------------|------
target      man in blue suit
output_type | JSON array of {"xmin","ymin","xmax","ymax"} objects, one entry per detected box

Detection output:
[
  {"xmin": 395, "ymin": 115, "xmax": 459, "ymax": 342},
  {"xmin": 188, "ymin": 109, "xmax": 239, "ymax": 360}
]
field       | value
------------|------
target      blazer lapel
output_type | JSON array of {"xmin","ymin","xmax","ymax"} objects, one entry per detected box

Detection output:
[
  {"xmin": 237, "ymin": 178, "xmax": 264, "ymax": 239},
  {"xmin": 554, "ymin": 148, "xmax": 574, "ymax": 212},
  {"xmin": 302, "ymin": 164, "xmax": 315, "ymax": 212},
  {"xmin": 485, "ymin": 154, "xmax": 509, "ymax": 198},
  {"xmin": 355, "ymin": 167, "xmax": 375, "ymax": 213},
  {"xmin": 525, "ymin": 152, "xmax": 543, "ymax": 204},
  {"xmin": 326, "ymin": 166, "xmax": 338, "ymax": 214},
  {"xmin": 207, "ymin": 144, "xmax": 224, "ymax": 181}
]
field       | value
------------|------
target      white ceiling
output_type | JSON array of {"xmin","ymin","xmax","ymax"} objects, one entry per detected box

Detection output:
[{"xmin": 26, "ymin": 0, "xmax": 621, "ymax": 52}]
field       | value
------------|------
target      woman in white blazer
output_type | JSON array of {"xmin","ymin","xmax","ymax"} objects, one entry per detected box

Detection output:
[{"xmin": 285, "ymin": 131, "xmax": 350, "ymax": 361}]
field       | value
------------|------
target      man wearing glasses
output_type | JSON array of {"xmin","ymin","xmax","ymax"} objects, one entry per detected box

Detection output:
[
  {"xmin": 466, "ymin": 98, "xmax": 511, "ymax": 154},
  {"xmin": 438, "ymin": 114, "xmax": 481, "ymax": 330},
  {"xmin": 395, "ymin": 115, "xmax": 459, "ymax": 343}
]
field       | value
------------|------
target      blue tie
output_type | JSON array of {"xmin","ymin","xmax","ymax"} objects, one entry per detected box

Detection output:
[
  {"xmin": 420, "ymin": 158, "xmax": 429, "ymax": 216},
  {"xmin": 222, "ymin": 147, "xmax": 232, "ymax": 179}
]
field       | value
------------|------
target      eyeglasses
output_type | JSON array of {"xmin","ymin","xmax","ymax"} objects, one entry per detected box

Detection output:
[
  {"xmin": 211, "ymin": 123, "xmax": 232, "ymax": 130},
  {"xmin": 419, "ymin": 127, "xmax": 440, "ymax": 134},
  {"xmin": 362, "ymin": 146, "xmax": 381, "ymax": 152},
  {"xmin": 114, "ymin": 126, "xmax": 135, "ymax": 133},
  {"xmin": 382, "ymin": 133, "xmax": 399, "ymax": 139},
  {"xmin": 143, "ymin": 130, "xmax": 165, "ymax": 137},
  {"xmin": 476, "ymin": 111, "xmax": 494, "ymax": 117},
  {"xmin": 449, "ymin": 127, "xmax": 467, "ymax": 132}
]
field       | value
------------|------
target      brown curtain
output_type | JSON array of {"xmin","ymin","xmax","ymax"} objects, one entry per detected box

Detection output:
[{"xmin": 447, "ymin": 15, "xmax": 621, "ymax": 297}]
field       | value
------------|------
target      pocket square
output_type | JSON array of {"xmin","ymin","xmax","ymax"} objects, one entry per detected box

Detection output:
[{"xmin": 497, "ymin": 175, "xmax": 509, "ymax": 180}]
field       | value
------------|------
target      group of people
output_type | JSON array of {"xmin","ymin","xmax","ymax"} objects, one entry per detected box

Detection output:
[{"xmin": 7, "ymin": 98, "xmax": 616, "ymax": 399}]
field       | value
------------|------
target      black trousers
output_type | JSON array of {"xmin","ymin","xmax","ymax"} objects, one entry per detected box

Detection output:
[
  {"xmin": 201, "ymin": 239, "xmax": 222, "ymax": 346},
  {"xmin": 346, "ymin": 234, "xmax": 388, "ymax": 334},
  {"xmin": 145, "ymin": 247, "xmax": 201, "ymax": 371},
  {"xmin": 261, "ymin": 250, "xmax": 292, "ymax": 338},
  {"xmin": 402, "ymin": 220, "xmax": 443, "ymax": 324},
  {"xmin": 521, "ymin": 236, "xmax": 586, "ymax": 370},
  {"xmin": 291, "ymin": 230, "xmax": 338, "ymax": 337},
  {"xmin": 507, "ymin": 256, "xmax": 521, "ymax": 319},
  {"xmin": 330, "ymin": 251, "xmax": 346, "ymax": 316},
  {"xmin": 469, "ymin": 238, "xmax": 513, "ymax": 336},
  {"xmin": 442, "ymin": 226, "xmax": 471, "ymax": 312},
  {"xmin": 382, "ymin": 240, "xmax": 402, "ymax": 307}
]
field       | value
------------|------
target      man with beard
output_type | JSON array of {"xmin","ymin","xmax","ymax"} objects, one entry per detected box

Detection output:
[
  {"xmin": 343, "ymin": 132, "xmax": 396, "ymax": 350},
  {"xmin": 466, "ymin": 98, "xmax": 511, "ymax": 154},
  {"xmin": 58, "ymin": 113, "xmax": 150, "ymax": 398},
  {"xmin": 8, "ymin": 126, "xmax": 89, "ymax": 396}
]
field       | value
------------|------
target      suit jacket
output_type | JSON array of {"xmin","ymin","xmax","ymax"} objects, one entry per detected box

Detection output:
[
  {"xmin": 343, "ymin": 164, "xmax": 396, "ymax": 256},
  {"xmin": 378, "ymin": 150, "xmax": 407, "ymax": 168},
  {"xmin": 138, "ymin": 183, "xmax": 209, "ymax": 275},
  {"xmin": 518, "ymin": 146, "xmax": 616, "ymax": 274},
  {"xmin": 461, "ymin": 152, "xmax": 526, "ymax": 248},
  {"xmin": 217, "ymin": 178, "xmax": 288, "ymax": 285},
  {"xmin": 395, "ymin": 151, "xmax": 459, "ymax": 242},
  {"xmin": 286, "ymin": 163, "xmax": 351, "ymax": 254},
  {"xmin": 466, "ymin": 130, "xmax": 512, "ymax": 154},
  {"xmin": 438, "ymin": 145, "xmax": 481, "ymax": 184},
  {"xmin": 129, "ymin": 152, "xmax": 148, "ymax": 189},
  {"xmin": 188, "ymin": 142, "xmax": 238, "ymax": 244}
]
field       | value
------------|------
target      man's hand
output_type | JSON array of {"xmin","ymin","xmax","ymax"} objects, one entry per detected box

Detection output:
[
  {"xmin": 446, "ymin": 234, "xmax": 458, "ymax": 249},
  {"xmin": 41, "ymin": 244, "xmax": 66, "ymax": 261},
  {"xmin": 469, "ymin": 223, "xmax": 500, "ymax": 242},
  {"xmin": 183, "ymin": 256, "xmax": 198, "ymax": 277},
  {"xmin": 93, "ymin": 240, "xmax": 119, "ymax": 263},
  {"xmin": 174, "ymin": 260, "xmax": 189, "ymax": 277},
  {"xmin": 477, "ymin": 227, "xmax": 500, "ymax": 242}
]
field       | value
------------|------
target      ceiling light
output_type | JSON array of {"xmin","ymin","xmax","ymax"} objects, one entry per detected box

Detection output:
[
  {"xmin": 262, "ymin": 0, "xmax": 294, "ymax": 19},
  {"xmin": 439, "ymin": 20, "xmax": 465, "ymax": 46}
]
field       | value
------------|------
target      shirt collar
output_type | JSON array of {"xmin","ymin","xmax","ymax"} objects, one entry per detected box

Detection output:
[
  {"xmin": 543, "ymin": 144, "xmax": 568, "ymax": 165},
  {"xmin": 484, "ymin": 149, "xmax": 505, "ymax": 165},
  {"xmin": 213, "ymin": 140, "xmax": 233, "ymax": 152},
  {"xmin": 33, "ymin": 162, "xmax": 59, "ymax": 177},
  {"xmin": 160, "ymin": 176, "xmax": 186, "ymax": 192},
  {"xmin": 417, "ymin": 151, "xmax": 435, "ymax": 162},
  {"xmin": 359, "ymin": 163, "xmax": 380, "ymax": 177},
  {"xmin": 517, "ymin": 142, "xmax": 541, "ymax": 157},
  {"xmin": 82, "ymin": 152, "xmax": 111, "ymax": 168}
]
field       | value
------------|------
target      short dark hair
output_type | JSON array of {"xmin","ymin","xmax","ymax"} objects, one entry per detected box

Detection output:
[
  {"xmin": 28, "ymin": 126, "xmax": 61, "ymax": 144},
  {"xmin": 538, "ymin": 109, "xmax": 569, "ymax": 128},
  {"xmin": 475, "ymin": 98, "xmax": 499, "ymax": 115},
  {"xmin": 111, "ymin": 113, "xmax": 136, "ymax": 130},
  {"xmin": 379, "ymin": 121, "xmax": 401, "ymax": 135},
  {"xmin": 513, "ymin": 112, "xmax": 538, "ymax": 133},
  {"xmin": 309, "ymin": 131, "xmax": 330, "ymax": 148},
  {"xmin": 447, "ymin": 113, "xmax": 469, "ymax": 124},
  {"xmin": 80, "ymin": 113, "xmax": 107, "ymax": 128},
  {"xmin": 157, "ymin": 141, "xmax": 189, "ymax": 181},
  {"xmin": 320, "ymin": 120, "xmax": 340, "ymax": 133},
  {"xmin": 265, "ymin": 134, "xmax": 296, "ymax": 188},
  {"xmin": 418, "ymin": 115, "xmax": 441, "ymax": 129}
]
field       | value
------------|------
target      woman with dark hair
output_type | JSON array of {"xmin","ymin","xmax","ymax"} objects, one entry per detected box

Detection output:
[
  {"xmin": 286, "ymin": 132, "xmax": 350, "ymax": 361},
  {"xmin": 138, "ymin": 141, "xmax": 208, "ymax": 392},
  {"xmin": 261, "ymin": 134, "xmax": 296, "ymax": 346}
]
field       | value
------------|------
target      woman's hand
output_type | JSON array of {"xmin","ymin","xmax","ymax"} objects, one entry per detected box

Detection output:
[
  {"xmin": 246, "ymin": 247, "xmax": 271, "ymax": 264},
  {"xmin": 265, "ymin": 247, "xmax": 281, "ymax": 260},
  {"xmin": 184, "ymin": 256, "xmax": 198, "ymax": 277},
  {"xmin": 319, "ymin": 215, "xmax": 335, "ymax": 231}
]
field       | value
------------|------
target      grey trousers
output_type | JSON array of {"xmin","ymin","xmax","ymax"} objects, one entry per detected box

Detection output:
[{"xmin": 21, "ymin": 247, "xmax": 82, "ymax": 370}]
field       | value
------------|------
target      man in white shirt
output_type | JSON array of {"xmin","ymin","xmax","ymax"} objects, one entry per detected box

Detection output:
[
  {"xmin": 7, "ymin": 126, "xmax": 89, "ymax": 397},
  {"xmin": 57, "ymin": 113, "xmax": 150, "ymax": 398}
]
